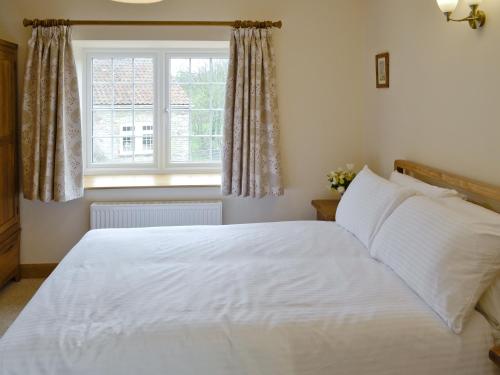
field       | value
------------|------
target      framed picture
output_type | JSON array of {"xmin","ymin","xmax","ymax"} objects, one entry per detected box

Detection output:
[{"xmin": 376, "ymin": 52, "xmax": 389, "ymax": 88}]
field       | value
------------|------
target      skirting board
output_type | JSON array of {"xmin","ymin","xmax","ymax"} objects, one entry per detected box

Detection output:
[{"xmin": 20, "ymin": 263, "xmax": 58, "ymax": 279}]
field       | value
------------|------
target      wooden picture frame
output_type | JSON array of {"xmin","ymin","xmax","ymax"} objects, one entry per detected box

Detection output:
[{"xmin": 376, "ymin": 52, "xmax": 389, "ymax": 88}]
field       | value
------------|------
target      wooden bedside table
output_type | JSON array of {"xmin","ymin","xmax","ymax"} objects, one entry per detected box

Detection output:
[{"xmin": 311, "ymin": 199, "xmax": 340, "ymax": 221}]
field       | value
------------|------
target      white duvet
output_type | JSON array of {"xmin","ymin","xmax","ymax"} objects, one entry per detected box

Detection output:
[{"xmin": 0, "ymin": 221, "xmax": 498, "ymax": 375}]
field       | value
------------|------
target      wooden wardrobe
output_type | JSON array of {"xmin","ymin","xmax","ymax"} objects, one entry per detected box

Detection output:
[{"xmin": 0, "ymin": 39, "xmax": 20, "ymax": 288}]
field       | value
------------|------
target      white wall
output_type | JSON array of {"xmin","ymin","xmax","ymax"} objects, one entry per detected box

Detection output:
[
  {"xmin": 363, "ymin": 0, "xmax": 500, "ymax": 183},
  {"xmin": 0, "ymin": 0, "xmax": 366, "ymax": 263}
]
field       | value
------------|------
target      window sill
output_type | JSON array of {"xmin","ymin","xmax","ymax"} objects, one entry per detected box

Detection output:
[{"xmin": 83, "ymin": 174, "xmax": 221, "ymax": 190}]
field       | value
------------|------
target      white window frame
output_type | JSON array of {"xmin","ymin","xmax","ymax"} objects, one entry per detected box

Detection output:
[
  {"xmin": 164, "ymin": 50, "xmax": 228, "ymax": 173},
  {"xmin": 82, "ymin": 47, "xmax": 228, "ymax": 176}
]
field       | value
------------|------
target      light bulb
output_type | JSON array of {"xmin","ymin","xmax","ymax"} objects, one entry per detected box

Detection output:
[{"xmin": 436, "ymin": 0, "xmax": 459, "ymax": 13}]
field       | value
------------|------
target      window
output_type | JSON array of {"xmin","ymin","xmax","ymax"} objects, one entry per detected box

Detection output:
[
  {"xmin": 143, "ymin": 134, "xmax": 153, "ymax": 151},
  {"xmin": 122, "ymin": 136, "xmax": 133, "ymax": 152},
  {"xmin": 89, "ymin": 56, "xmax": 155, "ymax": 166},
  {"xmin": 83, "ymin": 47, "xmax": 228, "ymax": 174},
  {"xmin": 168, "ymin": 57, "xmax": 227, "ymax": 163}
]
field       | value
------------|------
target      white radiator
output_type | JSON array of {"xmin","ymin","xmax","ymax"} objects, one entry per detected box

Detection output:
[{"xmin": 90, "ymin": 201, "xmax": 222, "ymax": 229}]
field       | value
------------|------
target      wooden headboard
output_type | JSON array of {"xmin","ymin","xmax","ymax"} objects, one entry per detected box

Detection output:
[
  {"xmin": 394, "ymin": 160, "xmax": 500, "ymax": 214},
  {"xmin": 394, "ymin": 160, "xmax": 500, "ymax": 367}
]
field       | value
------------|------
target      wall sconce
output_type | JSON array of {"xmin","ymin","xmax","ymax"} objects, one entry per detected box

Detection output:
[{"xmin": 436, "ymin": 0, "xmax": 486, "ymax": 29}]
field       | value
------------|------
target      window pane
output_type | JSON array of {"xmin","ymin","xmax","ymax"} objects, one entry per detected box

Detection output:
[
  {"xmin": 142, "ymin": 134, "xmax": 154, "ymax": 150},
  {"xmin": 92, "ymin": 110, "xmax": 113, "ymax": 137},
  {"xmin": 190, "ymin": 136, "xmax": 211, "ymax": 162},
  {"xmin": 168, "ymin": 56, "xmax": 228, "ymax": 164},
  {"xmin": 211, "ymin": 136, "xmax": 223, "ymax": 161},
  {"xmin": 92, "ymin": 137, "xmax": 112, "ymax": 163},
  {"xmin": 212, "ymin": 110, "xmax": 223, "ymax": 136},
  {"xmin": 93, "ymin": 58, "xmax": 112, "ymax": 82},
  {"xmin": 170, "ymin": 84, "xmax": 190, "ymax": 109},
  {"xmin": 189, "ymin": 84, "xmax": 211, "ymax": 109},
  {"xmin": 135, "ymin": 83, "xmax": 154, "ymax": 106},
  {"xmin": 191, "ymin": 111, "xmax": 211, "ymax": 135},
  {"xmin": 114, "ymin": 110, "xmax": 133, "ymax": 137},
  {"xmin": 93, "ymin": 84, "xmax": 113, "ymax": 106},
  {"xmin": 135, "ymin": 58, "xmax": 153, "ymax": 82},
  {"xmin": 122, "ymin": 136, "xmax": 133, "ymax": 152},
  {"xmin": 171, "ymin": 110, "xmax": 189, "ymax": 137},
  {"xmin": 114, "ymin": 83, "xmax": 133, "ymax": 105},
  {"xmin": 171, "ymin": 136, "xmax": 189, "ymax": 162},
  {"xmin": 170, "ymin": 59, "xmax": 190, "ymax": 83},
  {"xmin": 90, "ymin": 56, "xmax": 155, "ymax": 167},
  {"xmin": 135, "ymin": 110, "xmax": 153, "ymax": 131},
  {"xmin": 211, "ymin": 84, "xmax": 225, "ymax": 109},
  {"xmin": 191, "ymin": 59, "xmax": 210, "ymax": 82},
  {"xmin": 212, "ymin": 59, "xmax": 228, "ymax": 82},
  {"xmin": 114, "ymin": 137, "xmax": 134, "ymax": 163},
  {"xmin": 92, "ymin": 137, "xmax": 133, "ymax": 164},
  {"xmin": 136, "ymin": 135, "xmax": 154, "ymax": 163},
  {"xmin": 134, "ymin": 134, "xmax": 154, "ymax": 163},
  {"xmin": 113, "ymin": 58, "xmax": 133, "ymax": 82}
]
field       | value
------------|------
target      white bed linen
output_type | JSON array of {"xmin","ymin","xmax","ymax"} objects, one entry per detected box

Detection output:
[
  {"xmin": 371, "ymin": 196, "xmax": 500, "ymax": 334},
  {"xmin": 0, "ymin": 221, "xmax": 497, "ymax": 375}
]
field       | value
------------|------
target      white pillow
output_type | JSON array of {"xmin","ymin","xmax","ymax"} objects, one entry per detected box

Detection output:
[
  {"xmin": 336, "ymin": 166, "xmax": 415, "ymax": 248},
  {"xmin": 390, "ymin": 171, "xmax": 461, "ymax": 199},
  {"xmin": 371, "ymin": 196, "xmax": 500, "ymax": 333},
  {"xmin": 441, "ymin": 197, "xmax": 500, "ymax": 329}
]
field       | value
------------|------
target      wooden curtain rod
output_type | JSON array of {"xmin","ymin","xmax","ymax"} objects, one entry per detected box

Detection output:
[{"xmin": 22, "ymin": 19, "xmax": 282, "ymax": 29}]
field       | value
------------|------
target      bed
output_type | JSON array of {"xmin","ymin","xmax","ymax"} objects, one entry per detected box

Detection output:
[{"xmin": 1, "ymin": 160, "xmax": 499, "ymax": 375}]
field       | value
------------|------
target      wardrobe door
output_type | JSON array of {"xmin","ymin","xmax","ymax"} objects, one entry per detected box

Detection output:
[{"xmin": 0, "ymin": 39, "xmax": 20, "ymax": 287}]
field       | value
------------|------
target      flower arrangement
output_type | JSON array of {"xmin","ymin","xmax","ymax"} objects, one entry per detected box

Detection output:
[{"xmin": 327, "ymin": 164, "xmax": 356, "ymax": 196}]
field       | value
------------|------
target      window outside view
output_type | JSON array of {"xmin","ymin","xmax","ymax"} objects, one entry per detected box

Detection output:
[
  {"xmin": 169, "ymin": 58, "xmax": 228, "ymax": 163},
  {"xmin": 91, "ymin": 57, "xmax": 155, "ymax": 164},
  {"xmin": 89, "ymin": 54, "xmax": 229, "ymax": 168}
]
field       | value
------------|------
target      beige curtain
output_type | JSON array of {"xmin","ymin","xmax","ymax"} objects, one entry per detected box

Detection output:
[
  {"xmin": 222, "ymin": 27, "xmax": 283, "ymax": 198},
  {"xmin": 22, "ymin": 26, "xmax": 83, "ymax": 202}
]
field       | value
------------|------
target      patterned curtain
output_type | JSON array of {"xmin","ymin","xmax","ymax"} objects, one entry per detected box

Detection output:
[
  {"xmin": 22, "ymin": 25, "xmax": 83, "ymax": 202},
  {"xmin": 222, "ymin": 27, "xmax": 284, "ymax": 198}
]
